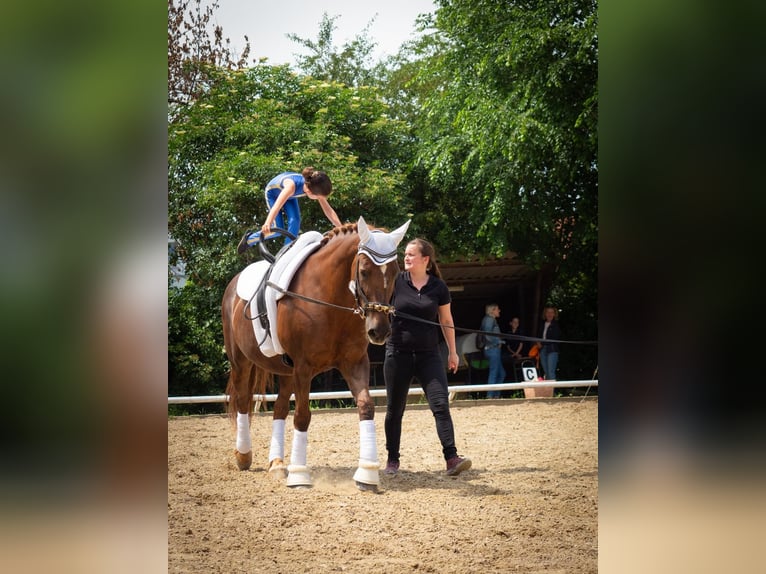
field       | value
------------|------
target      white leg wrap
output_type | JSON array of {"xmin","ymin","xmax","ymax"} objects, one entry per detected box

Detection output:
[
  {"xmin": 353, "ymin": 420, "xmax": 380, "ymax": 486},
  {"xmin": 358, "ymin": 420, "xmax": 378, "ymax": 463},
  {"xmin": 236, "ymin": 412, "xmax": 251, "ymax": 454},
  {"xmin": 289, "ymin": 429, "xmax": 308, "ymax": 468},
  {"xmin": 286, "ymin": 429, "xmax": 311, "ymax": 487},
  {"xmin": 269, "ymin": 419, "xmax": 286, "ymax": 462}
]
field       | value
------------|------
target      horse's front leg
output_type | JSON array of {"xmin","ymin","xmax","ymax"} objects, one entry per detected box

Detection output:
[
  {"xmin": 342, "ymin": 358, "xmax": 380, "ymax": 492},
  {"xmin": 267, "ymin": 375, "xmax": 294, "ymax": 481},
  {"xmin": 285, "ymin": 367, "xmax": 313, "ymax": 488}
]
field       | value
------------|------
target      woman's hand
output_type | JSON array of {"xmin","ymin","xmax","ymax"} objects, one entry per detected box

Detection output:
[{"xmin": 447, "ymin": 352, "xmax": 459, "ymax": 373}]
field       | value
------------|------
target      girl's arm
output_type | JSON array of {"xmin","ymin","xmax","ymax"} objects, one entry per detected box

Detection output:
[
  {"xmin": 261, "ymin": 179, "xmax": 296, "ymax": 236},
  {"xmin": 315, "ymin": 196, "xmax": 342, "ymax": 228},
  {"xmin": 438, "ymin": 303, "xmax": 459, "ymax": 373}
]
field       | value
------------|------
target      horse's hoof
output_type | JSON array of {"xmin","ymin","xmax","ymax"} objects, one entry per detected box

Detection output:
[
  {"xmin": 269, "ymin": 467, "xmax": 288, "ymax": 480},
  {"xmin": 352, "ymin": 463, "xmax": 380, "ymax": 487},
  {"xmin": 356, "ymin": 481, "xmax": 379, "ymax": 493},
  {"xmin": 286, "ymin": 464, "xmax": 312, "ymax": 488},
  {"xmin": 268, "ymin": 459, "xmax": 288, "ymax": 481},
  {"xmin": 234, "ymin": 450, "xmax": 252, "ymax": 471}
]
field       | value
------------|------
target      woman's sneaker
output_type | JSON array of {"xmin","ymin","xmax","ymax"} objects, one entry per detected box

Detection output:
[
  {"xmin": 383, "ymin": 460, "xmax": 400, "ymax": 475},
  {"xmin": 446, "ymin": 456, "xmax": 472, "ymax": 476}
]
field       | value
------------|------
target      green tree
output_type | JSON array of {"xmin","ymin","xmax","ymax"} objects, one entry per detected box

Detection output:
[
  {"xmin": 289, "ymin": 12, "xmax": 388, "ymax": 88},
  {"xmin": 168, "ymin": 65, "xmax": 412, "ymax": 285},
  {"xmin": 408, "ymin": 0, "xmax": 597, "ymax": 262},
  {"xmin": 168, "ymin": 3, "xmax": 413, "ymax": 401},
  {"xmin": 168, "ymin": 63, "xmax": 413, "ymax": 397},
  {"xmin": 168, "ymin": 280, "xmax": 229, "ymax": 413},
  {"xmin": 397, "ymin": 0, "xmax": 598, "ymax": 375}
]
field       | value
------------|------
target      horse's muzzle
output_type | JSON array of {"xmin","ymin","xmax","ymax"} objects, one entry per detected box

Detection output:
[
  {"xmin": 367, "ymin": 326, "xmax": 391, "ymax": 345},
  {"xmin": 366, "ymin": 315, "xmax": 392, "ymax": 345}
]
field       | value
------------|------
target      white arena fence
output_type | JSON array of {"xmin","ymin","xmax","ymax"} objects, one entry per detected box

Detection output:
[{"xmin": 168, "ymin": 379, "xmax": 598, "ymax": 405}]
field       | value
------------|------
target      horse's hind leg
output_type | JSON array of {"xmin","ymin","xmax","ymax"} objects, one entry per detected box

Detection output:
[
  {"xmin": 267, "ymin": 376, "xmax": 294, "ymax": 480},
  {"xmin": 226, "ymin": 363, "xmax": 256, "ymax": 471}
]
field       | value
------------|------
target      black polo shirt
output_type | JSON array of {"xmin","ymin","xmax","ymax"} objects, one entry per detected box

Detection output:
[{"xmin": 387, "ymin": 271, "xmax": 451, "ymax": 353}]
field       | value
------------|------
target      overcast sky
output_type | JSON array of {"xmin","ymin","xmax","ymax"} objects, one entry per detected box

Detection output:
[{"xmin": 211, "ymin": 0, "xmax": 436, "ymax": 66}]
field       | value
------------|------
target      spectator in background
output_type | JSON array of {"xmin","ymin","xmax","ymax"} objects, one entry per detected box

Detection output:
[
  {"xmin": 538, "ymin": 305, "xmax": 562, "ymax": 380},
  {"xmin": 506, "ymin": 316, "xmax": 525, "ymax": 360},
  {"xmin": 481, "ymin": 303, "xmax": 505, "ymax": 399}
]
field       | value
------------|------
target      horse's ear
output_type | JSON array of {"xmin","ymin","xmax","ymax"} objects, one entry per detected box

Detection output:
[
  {"xmin": 389, "ymin": 219, "xmax": 411, "ymax": 247},
  {"xmin": 357, "ymin": 216, "xmax": 371, "ymax": 244}
]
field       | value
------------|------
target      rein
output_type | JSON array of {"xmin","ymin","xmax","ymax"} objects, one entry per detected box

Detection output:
[
  {"xmin": 261, "ymin": 287, "xmax": 595, "ymax": 346},
  {"xmin": 266, "ymin": 280, "xmax": 364, "ymax": 315},
  {"xmin": 392, "ymin": 310, "xmax": 598, "ymax": 346},
  {"xmin": 264, "ymin": 238, "xmax": 400, "ymax": 318}
]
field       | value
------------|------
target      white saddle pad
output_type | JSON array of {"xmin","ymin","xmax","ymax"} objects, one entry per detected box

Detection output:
[{"xmin": 235, "ymin": 231, "xmax": 324, "ymax": 356}]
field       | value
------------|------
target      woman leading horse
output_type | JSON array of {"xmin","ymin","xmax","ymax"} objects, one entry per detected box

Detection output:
[{"xmin": 221, "ymin": 217, "xmax": 410, "ymax": 490}]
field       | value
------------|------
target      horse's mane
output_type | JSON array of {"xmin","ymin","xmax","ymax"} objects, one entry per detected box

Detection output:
[{"xmin": 319, "ymin": 222, "xmax": 358, "ymax": 247}]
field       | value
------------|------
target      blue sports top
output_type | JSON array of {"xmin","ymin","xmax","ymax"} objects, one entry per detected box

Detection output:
[{"xmin": 265, "ymin": 172, "xmax": 306, "ymax": 198}]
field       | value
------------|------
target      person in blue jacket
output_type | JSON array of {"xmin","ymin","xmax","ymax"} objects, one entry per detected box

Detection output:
[
  {"xmin": 238, "ymin": 167, "xmax": 342, "ymax": 253},
  {"xmin": 481, "ymin": 303, "xmax": 506, "ymax": 398}
]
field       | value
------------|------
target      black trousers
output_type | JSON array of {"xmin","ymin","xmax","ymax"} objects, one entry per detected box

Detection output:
[{"xmin": 383, "ymin": 348, "xmax": 458, "ymax": 462}]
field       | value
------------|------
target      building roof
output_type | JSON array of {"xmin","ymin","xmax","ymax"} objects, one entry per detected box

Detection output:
[{"xmin": 439, "ymin": 252, "xmax": 537, "ymax": 301}]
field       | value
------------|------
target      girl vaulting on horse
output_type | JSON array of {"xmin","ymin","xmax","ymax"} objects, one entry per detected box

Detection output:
[{"xmin": 237, "ymin": 167, "xmax": 342, "ymax": 253}]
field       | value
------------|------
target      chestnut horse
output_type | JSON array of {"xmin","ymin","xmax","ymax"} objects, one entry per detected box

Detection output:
[{"xmin": 222, "ymin": 217, "xmax": 410, "ymax": 491}]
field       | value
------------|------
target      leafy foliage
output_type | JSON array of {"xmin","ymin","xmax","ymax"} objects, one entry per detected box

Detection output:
[
  {"xmin": 168, "ymin": 65, "xmax": 412, "ymax": 288},
  {"xmin": 396, "ymin": 0, "xmax": 598, "ymax": 375},
  {"xmin": 168, "ymin": 281, "xmax": 228, "ymax": 413},
  {"xmin": 168, "ymin": 58, "xmax": 413, "ymax": 398},
  {"xmin": 289, "ymin": 12, "xmax": 389, "ymax": 88},
  {"xmin": 405, "ymin": 0, "xmax": 597, "ymax": 269}
]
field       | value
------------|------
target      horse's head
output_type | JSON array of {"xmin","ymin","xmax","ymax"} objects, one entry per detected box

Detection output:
[{"xmin": 351, "ymin": 216, "xmax": 410, "ymax": 344}]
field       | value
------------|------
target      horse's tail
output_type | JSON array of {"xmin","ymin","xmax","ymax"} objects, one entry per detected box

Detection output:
[{"xmin": 225, "ymin": 365, "xmax": 275, "ymax": 421}]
